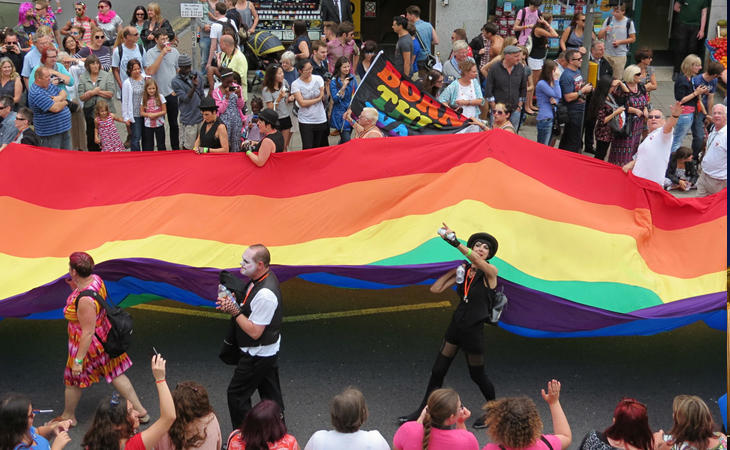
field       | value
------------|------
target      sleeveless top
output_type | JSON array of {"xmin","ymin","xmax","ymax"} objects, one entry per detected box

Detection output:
[
  {"xmin": 291, "ymin": 34, "xmax": 311, "ymax": 57},
  {"xmin": 453, "ymin": 265, "xmax": 497, "ymax": 327},
  {"xmin": 254, "ymin": 130, "xmax": 285, "ymax": 153},
  {"xmin": 565, "ymin": 27, "xmax": 584, "ymax": 50},
  {"xmin": 529, "ymin": 27, "xmax": 549, "ymax": 60},
  {"xmin": 199, "ymin": 118, "xmax": 223, "ymax": 149},
  {"xmin": 236, "ymin": 3, "xmax": 254, "ymax": 29}
]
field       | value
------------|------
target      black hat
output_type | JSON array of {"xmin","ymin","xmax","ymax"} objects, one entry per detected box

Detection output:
[
  {"xmin": 258, "ymin": 108, "xmax": 279, "ymax": 127},
  {"xmin": 467, "ymin": 232, "xmax": 498, "ymax": 259},
  {"xmin": 199, "ymin": 96, "xmax": 217, "ymax": 111}
]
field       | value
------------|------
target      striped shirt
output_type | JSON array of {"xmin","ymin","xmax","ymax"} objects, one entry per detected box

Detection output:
[{"xmin": 28, "ymin": 82, "xmax": 71, "ymax": 137}]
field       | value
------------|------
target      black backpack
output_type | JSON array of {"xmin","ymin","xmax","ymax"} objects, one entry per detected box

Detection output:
[
  {"xmin": 75, "ymin": 289, "xmax": 133, "ymax": 358},
  {"xmin": 606, "ymin": 15, "xmax": 633, "ymax": 36},
  {"xmin": 116, "ymin": 43, "xmax": 144, "ymax": 65}
]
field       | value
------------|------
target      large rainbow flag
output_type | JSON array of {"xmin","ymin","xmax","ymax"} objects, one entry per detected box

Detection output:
[{"xmin": 0, "ymin": 131, "xmax": 726, "ymax": 337}]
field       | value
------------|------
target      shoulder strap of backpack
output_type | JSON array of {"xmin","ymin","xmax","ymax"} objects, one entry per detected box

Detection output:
[
  {"xmin": 75, "ymin": 289, "xmax": 106, "ymax": 310},
  {"xmin": 540, "ymin": 435, "xmax": 554, "ymax": 450},
  {"xmin": 606, "ymin": 15, "xmax": 612, "ymax": 26},
  {"xmin": 117, "ymin": 43, "xmax": 123, "ymax": 61},
  {"xmin": 138, "ymin": 43, "xmax": 144, "ymax": 56}
]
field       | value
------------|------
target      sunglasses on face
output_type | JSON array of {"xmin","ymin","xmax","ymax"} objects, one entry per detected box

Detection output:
[
  {"xmin": 494, "ymin": 110, "xmax": 505, "ymax": 115},
  {"xmin": 647, "ymin": 114, "xmax": 662, "ymax": 119},
  {"xmin": 94, "ymin": 36, "xmax": 105, "ymax": 39}
]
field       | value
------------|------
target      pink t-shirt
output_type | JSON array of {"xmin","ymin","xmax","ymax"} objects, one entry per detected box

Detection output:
[
  {"xmin": 517, "ymin": 8, "xmax": 541, "ymax": 45},
  {"xmin": 482, "ymin": 434, "xmax": 562, "ymax": 450},
  {"xmin": 393, "ymin": 421, "xmax": 479, "ymax": 450}
]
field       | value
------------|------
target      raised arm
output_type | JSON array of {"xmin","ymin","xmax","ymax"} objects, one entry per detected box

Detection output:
[
  {"xmin": 541, "ymin": 379, "xmax": 571, "ymax": 450},
  {"xmin": 139, "ymin": 355, "xmax": 176, "ymax": 449}
]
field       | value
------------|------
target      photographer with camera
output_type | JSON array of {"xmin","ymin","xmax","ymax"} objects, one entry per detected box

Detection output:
[
  {"xmin": 211, "ymin": 68, "xmax": 245, "ymax": 151},
  {"xmin": 172, "ymin": 54, "xmax": 204, "ymax": 150},
  {"xmin": 0, "ymin": 30, "xmax": 25, "ymax": 75}
]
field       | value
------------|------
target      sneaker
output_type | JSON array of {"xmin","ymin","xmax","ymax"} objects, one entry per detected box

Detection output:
[
  {"xmin": 472, "ymin": 415, "xmax": 488, "ymax": 429},
  {"xmin": 397, "ymin": 410, "xmax": 420, "ymax": 425}
]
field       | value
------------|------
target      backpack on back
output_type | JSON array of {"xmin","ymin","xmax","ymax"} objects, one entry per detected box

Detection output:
[
  {"xmin": 606, "ymin": 15, "xmax": 633, "ymax": 36},
  {"xmin": 75, "ymin": 289, "xmax": 133, "ymax": 358}
]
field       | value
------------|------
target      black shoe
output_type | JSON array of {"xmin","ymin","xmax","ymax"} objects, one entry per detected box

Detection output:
[
  {"xmin": 472, "ymin": 415, "xmax": 488, "ymax": 429},
  {"xmin": 397, "ymin": 410, "xmax": 420, "ymax": 425}
]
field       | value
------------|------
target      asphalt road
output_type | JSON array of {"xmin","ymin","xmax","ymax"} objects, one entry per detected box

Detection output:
[{"xmin": 0, "ymin": 279, "xmax": 725, "ymax": 448}]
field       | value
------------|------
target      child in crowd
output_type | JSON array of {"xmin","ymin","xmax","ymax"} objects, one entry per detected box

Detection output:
[
  {"xmin": 244, "ymin": 96, "xmax": 264, "ymax": 146},
  {"xmin": 664, "ymin": 146, "xmax": 698, "ymax": 191},
  {"xmin": 94, "ymin": 99, "xmax": 126, "ymax": 152},
  {"xmin": 140, "ymin": 78, "xmax": 167, "ymax": 151}
]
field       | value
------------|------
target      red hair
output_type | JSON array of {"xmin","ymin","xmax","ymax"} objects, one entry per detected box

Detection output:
[
  {"xmin": 69, "ymin": 252, "xmax": 94, "ymax": 277},
  {"xmin": 604, "ymin": 398, "xmax": 653, "ymax": 450},
  {"xmin": 40, "ymin": 47, "xmax": 57, "ymax": 65},
  {"xmin": 239, "ymin": 400, "xmax": 286, "ymax": 450}
]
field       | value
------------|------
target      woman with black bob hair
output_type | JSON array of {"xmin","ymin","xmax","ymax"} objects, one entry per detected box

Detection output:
[
  {"xmin": 399, "ymin": 223, "xmax": 501, "ymax": 429},
  {"xmin": 0, "ymin": 393, "xmax": 71, "ymax": 450},
  {"xmin": 81, "ymin": 354, "xmax": 175, "ymax": 450}
]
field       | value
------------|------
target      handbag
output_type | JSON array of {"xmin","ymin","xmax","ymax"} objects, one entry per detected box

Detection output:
[
  {"xmin": 556, "ymin": 102, "xmax": 569, "ymax": 125},
  {"xmin": 606, "ymin": 94, "xmax": 631, "ymax": 137},
  {"xmin": 413, "ymin": 29, "xmax": 438, "ymax": 71}
]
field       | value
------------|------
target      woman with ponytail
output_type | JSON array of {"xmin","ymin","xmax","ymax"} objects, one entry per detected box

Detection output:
[{"xmin": 394, "ymin": 388, "xmax": 478, "ymax": 450}]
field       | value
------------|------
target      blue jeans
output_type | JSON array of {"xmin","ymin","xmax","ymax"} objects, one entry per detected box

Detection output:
[
  {"xmin": 536, "ymin": 118, "xmax": 553, "ymax": 145},
  {"xmin": 691, "ymin": 111, "xmax": 706, "ymax": 159},
  {"xmin": 671, "ymin": 112, "xmax": 694, "ymax": 153},
  {"xmin": 130, "ymin": 117, "xmax": 143, "ymax": 151},
  {"xmin": 338, "ymin": 129, "xmax": 352, "ymax": 144},
  {"xmin": 199, "ymin": 36, "xmax": 211, "ymax": 76},
  {"xmin": 509, "ymin": 108, "xmax": 522, "ymax": 132},
  {"xmin": 40, "ymin": 130, "xmax": 71, "ymax": 149}
]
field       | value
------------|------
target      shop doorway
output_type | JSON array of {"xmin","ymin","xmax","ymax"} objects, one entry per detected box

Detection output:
[
  {"xmin": 359, "ymin": 0, "xmax": 433, "ymax": 52},
  {"xmin": 635, "ymin": 0, "xmax": 674, "ymax": 65}
]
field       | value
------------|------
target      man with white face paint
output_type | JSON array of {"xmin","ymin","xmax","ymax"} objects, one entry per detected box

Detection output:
[{"xmin": 216, "ymin": 244, "xmax": 284, "ymax": 427}]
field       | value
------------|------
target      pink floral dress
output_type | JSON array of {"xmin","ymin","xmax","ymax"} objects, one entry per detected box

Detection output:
[
  {"xmin": 63, "ymin": 275, "xmax": 132, "ymax": 388},
  {"xmin": 96, "ymin": 115, "xmax": 125, "ymax": 152}
]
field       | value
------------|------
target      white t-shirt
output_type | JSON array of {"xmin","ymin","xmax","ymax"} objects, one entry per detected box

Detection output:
[
  {"xmin": 632, "ymin": 127, "xmax": 673, "ymax": 186},
  {"xmin": 602, "ymin": 16, "xmax": 636, "ymax": 57},
  {"xmin": 702, "ymin": 125, "xmax": 727, "ymax": 179},
  {"xmin": 304, "ymin": 430, "xmax": 390, "ymax": 450},
  {"xmin": 291, "ymin": 75, "xmax": 327, "ymax": 124},
  {"xmin": 239, "ymin": 287, "xmax": 280, "ymax": 357},
  {"xmin": 210, "ymin": 17, "xmax": 235, "ymax": 52}
]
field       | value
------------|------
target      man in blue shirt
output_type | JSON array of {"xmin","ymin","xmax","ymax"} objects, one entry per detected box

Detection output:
[
  {"xmin": 406, "ymin": 5, "xmax": 438, "ymax": 72},
  {"xmin": 28, "ymin": 66, "xmax": 72, "ymax": 149},
  {"xmin": 0, "ymin": 96, "xmax": 17, "ymax": 145},
  {"xmin": 558, "ymin": 49, "xmax": 592, "ymax": 152}
]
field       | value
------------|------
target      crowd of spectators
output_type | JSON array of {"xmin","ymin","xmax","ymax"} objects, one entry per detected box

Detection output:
[
  {"xmin": 2, "ymin": 377, "xmax": 725, "ymax": 450},
  {"xmin": 0, "ymin": 0, "xmax": 724, "ymax": 194}
]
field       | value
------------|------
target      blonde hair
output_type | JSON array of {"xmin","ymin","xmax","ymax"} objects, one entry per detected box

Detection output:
[
  {"xmin": 680, "ymin": 54, "xmax": 701, "ymax": 78},
  {"xmin": 452, "ymin": 39, "xmax": 468, "ymax": 52},
  {"xmin": 0, "ymin": 57, "xmax": 18, "ymax": 80},
  {"xmin": 668, "ymin": 395, "xmax": 716, "ymax": 450},
  {"xmin": 147, "ymin": 2, "xmax": 164, "ymax": 22},
  {"xmin": 361, "ymin": 107, "xmax": 378, "ymax": 123},
  {"xmin": 484, "ymin": 397, "xmax": 543, "ymax": 448},
  {"xmin": 622, "ymin": 64, "xmax": 641, "ymax": 83},
  {"xmin": 94, "ymin": 98, "xmax": 110, "ymax": 117}
]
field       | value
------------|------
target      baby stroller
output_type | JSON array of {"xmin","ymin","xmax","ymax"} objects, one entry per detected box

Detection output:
[{"xmin": 244, "ymin": 30, "xmax": 286, "ymax": 91}]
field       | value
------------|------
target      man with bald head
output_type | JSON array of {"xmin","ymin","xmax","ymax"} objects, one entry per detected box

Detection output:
[
  {"xmin": 28, "ymin": 65, "xmax": 71, "ymax": 149},
  {"xmin": 206, "ymin": 34, "xmax": 248, "ymax": 99},
  {"xmin": 216, "ymin": 244, "xmax": 284, "ymax": 427},
  {"xmin": 622, "ymin": 102, "xmax": 682, "ymax": 186},
  {"xmin": 696, "ymin": 104, "xmax": 727, "ymax": 196},
  {"xmin": 21, "ymin": 28, "xmax": 54, "ymax": 85}
]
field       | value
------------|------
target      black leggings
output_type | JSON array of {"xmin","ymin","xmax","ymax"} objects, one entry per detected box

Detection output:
[
  {"xmin": 298, "ymin": 121, "xmax": 329, "ymax": 149},
  {"xmin": 84, "ymin": 108, "xmax": 100, "ymax": 151},
  {"xmin": 595, "ymin": 140, "xmax": 611, "ymax": 161},
  {"xmin": 417, "ymin": 340, "xmax": 495, "ymax": 413}
]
